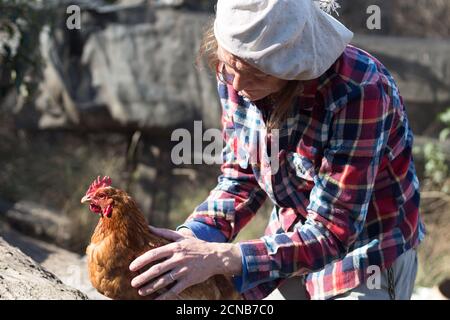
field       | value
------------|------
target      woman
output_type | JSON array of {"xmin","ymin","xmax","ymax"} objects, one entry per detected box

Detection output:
[{"xmin": 129, "ymin": 0, "xmax": 425, "ymax": 300}]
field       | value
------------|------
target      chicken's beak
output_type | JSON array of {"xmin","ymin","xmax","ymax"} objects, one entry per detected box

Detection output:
[{"xmin": 81, "ymin": 195, "xmax": 91, "ymax": 204}]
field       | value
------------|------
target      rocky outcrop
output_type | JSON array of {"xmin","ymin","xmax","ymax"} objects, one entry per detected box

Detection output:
[
  {"xmin": 16, "ymin": 1, "xmax": 221, "ymax": 133},
  {"xmin": 352, "ymin": 34, "xmax": 450, "ymax": 134},
  {"xmin": 9, "ymin": 1, "xmax": 448, "ymax": 137},
  {"xmin": 0, "ymin": 199, "xmax": 71, "ymax": 247},
  {"xmin": 0, "ymin": 223, "xmax": 105, "ymax": 300},
  {"xmin": 339, "ymin": 0, "xmax": 450, "ymax": 38},
  {"xmin": 0, "ymin": 235, "xmax": 88, "ymax": 300}
]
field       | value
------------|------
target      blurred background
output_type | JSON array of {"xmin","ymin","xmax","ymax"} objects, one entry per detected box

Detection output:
[{"xmin": 0, "ymin": 0, "xmax": 449, "ymax": 299}]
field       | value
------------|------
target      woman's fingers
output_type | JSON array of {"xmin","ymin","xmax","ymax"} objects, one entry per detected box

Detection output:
[
  {"xmin": 137, "ymin": 267, "xmax": 188, "ymax": 297},
  {"xmin": 155, "ymin": 279, "xmax": 188, "ymax": 300},
  {"xmin": 137, "ymin": 271, "xmax": 175, "ymax": 296},
  {"xmin": 149, "ymin": 225, "xmax": 184, "ymax": 241},
  {"xmin": 129, "ymin": 243, "xmax": 176, "ymax": 272},
  {"xmin": 131, "ymin": 256, "xmax": 179, "ymax": 288}
]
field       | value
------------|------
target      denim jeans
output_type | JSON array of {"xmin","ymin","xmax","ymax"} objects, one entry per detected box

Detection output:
[{"xmin": 264, "ymin": 248, "xmax": 418, "ymax": 300}]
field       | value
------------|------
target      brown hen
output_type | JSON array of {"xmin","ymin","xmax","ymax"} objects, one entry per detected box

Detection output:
[{"xmin": 81, "ymin": 176, "xmax": 241, "ymax": 300}]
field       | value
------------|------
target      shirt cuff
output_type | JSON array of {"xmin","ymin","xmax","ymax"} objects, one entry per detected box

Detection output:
[
  {"xmin": 176, "ymin": 221, "xmax": 227, "ymax": 243},
  {"xmin": 231, "ymin": 244, "xmax": 251, "ymax": 293},
  {"xmin": 233, "ymin": 239, "xmax": 275, "ymax": 293}
]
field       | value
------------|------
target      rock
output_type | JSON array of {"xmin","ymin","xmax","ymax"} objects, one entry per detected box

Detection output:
[
  {"xmin": 153, "ymin": 0, "xmax": 215, "ymax": 11},
  {"xmin": 0, "ymin": 223, "xmax": 106, "ymax": 300},
  {"xmin": 339, "ymin": 0, "xmax": 450, "ymax": 38},
  {"xmin": 0, "ymin": 199, "xmax": 71, "ymax": 247},
  {"xmin": 0, "ymin": 235, "xmax": 88, "ymax": 300},
  {"xmin": 91, "ymin": 6, "xmax": 219, "ymax": 131},
  {"xmin": 353, "ymin": 34, "xmax": 450, "ymax": 134},
  {"xmin": 153, "ymin": 0, "xmax": 185, "ymax": 7},
  {"xmin": 10, "ymin": 1, "xmax": 450, "ymax": 137},
  {"xmin": 18, "ymin": 2, "xmax": 221, "ymax": 133},
  {"xmin": 353, "ymin": 35, "xmax": 450, "ymax": 104}
]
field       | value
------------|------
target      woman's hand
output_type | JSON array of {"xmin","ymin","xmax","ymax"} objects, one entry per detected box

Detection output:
[{"xmin": 129, "ymin": 226, "xmax": 242, "ymax": 300}]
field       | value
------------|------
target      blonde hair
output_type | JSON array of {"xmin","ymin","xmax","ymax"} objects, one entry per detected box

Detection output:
[{"xmin": 197, "ymin": 21, "xmax": 302, "ymax": 132}]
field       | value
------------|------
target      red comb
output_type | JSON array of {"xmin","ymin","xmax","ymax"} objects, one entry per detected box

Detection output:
[{"xmin": 85, "ymin": 176, "xmax": 112, "ymax": 195}]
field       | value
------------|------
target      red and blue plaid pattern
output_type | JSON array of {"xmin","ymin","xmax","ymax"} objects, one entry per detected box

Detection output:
[{"xmin": 183, "ymin": 45, "xmax": 425, "ymax": 300}]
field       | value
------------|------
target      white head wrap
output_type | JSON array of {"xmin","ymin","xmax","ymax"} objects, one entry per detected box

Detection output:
[{"xmin": 214, "ymin": 0, "xmax": 354, "ymax": 80}]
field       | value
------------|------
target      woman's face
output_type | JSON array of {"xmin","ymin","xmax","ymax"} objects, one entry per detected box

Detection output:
[{"xmin": 217, "ymin": 46, "xmax": 288, "ymax": 101}]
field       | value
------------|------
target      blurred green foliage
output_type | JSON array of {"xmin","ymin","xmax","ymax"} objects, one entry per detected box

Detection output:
[
  {"xmin": 422, "ymin": 108, "xmax": 450, "ymax": 192},
  {"xmin": 0, "ymin": 0, "xmax": 51, "ymax": 100}
]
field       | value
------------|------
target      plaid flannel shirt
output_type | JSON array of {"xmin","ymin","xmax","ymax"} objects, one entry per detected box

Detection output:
[{"xmin": 178, "ymin": 45, "xmax": 425, "ymax": 300}]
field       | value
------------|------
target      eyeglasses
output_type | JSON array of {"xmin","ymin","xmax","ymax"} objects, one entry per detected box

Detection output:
[
  {"xmin": 216, "ymin": 61, "xmax": 271, "ymax": 86},
  {"xmin": 217, "ymin": 62, "xmax": 235, "ymax": 85}
]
